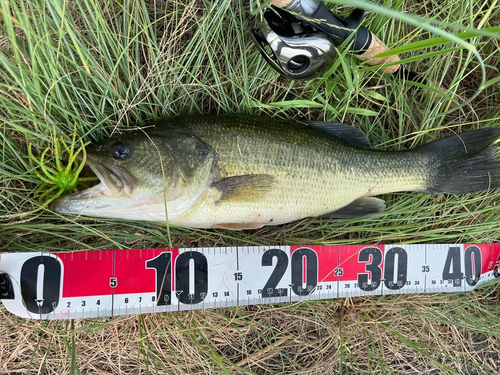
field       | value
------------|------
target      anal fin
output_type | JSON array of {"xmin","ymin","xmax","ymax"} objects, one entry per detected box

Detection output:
[
  {"xmin": 320, "ymin": 197, "xmax": 386, "ymax": 219},
  {"xmin": 212, "ymin": 222, "xmax": 265, "ymax": 230}
]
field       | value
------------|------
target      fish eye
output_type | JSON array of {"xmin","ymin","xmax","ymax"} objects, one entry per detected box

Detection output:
[{"xmin": 111, "ymin": 143, "xmax": 132, "ymax": 160}]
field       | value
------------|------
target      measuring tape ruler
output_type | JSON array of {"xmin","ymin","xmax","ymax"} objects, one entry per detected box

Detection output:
[{"xmin": 1, "ymin": 243, "xmax": 499, "ymax": 320}]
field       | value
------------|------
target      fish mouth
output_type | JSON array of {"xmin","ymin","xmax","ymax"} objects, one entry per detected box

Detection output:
[
  {"xmin": 50, "ymin": 156, "xmax": 134, "ymax": 215},
  {"xmin": 85, "ymin": 156, "xmax": 132, "ymax": 198}
]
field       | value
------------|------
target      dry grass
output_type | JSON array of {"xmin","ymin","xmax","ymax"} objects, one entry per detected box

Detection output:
[{"xmin": 2, "ymin": 287, "xmax": 500, "ymax": 374}]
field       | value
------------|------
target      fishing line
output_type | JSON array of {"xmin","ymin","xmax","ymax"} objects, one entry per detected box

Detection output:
[{"xmin": 139, "ymin": 128, "xmax": 174, "ymax": 249}]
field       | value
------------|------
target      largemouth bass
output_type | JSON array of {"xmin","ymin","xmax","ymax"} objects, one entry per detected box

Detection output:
[{"xmin": 51, "ymin": 115, "xmax": 500, "ymax": 230}]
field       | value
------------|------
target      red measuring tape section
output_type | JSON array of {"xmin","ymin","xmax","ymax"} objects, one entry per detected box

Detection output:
[{"xmin": 1, "ymin": 244, "xmax": 499, "ymax": 320}]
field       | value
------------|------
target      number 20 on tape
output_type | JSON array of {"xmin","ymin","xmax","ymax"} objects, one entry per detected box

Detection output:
[{"xmin": 0, "ymin": 244, "xmax": 499, "ymax": 320}]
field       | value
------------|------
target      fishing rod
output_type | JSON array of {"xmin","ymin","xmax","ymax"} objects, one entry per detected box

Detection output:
[{"xmin": 252, "ymin": 0, "xmax": 431, "ymax": 86}]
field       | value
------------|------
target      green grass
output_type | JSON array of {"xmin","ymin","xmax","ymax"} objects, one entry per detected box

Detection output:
[{"xmin": 1, "ymin": 0, "xmax": 500, "ymax": 373}]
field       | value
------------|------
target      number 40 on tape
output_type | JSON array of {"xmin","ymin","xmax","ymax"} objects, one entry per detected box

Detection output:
[{"xmin": 1, "ymin": 243, "xmax": 499, "ymax": 320}]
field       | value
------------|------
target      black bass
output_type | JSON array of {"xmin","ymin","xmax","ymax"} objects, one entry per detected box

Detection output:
[{"xmin": 51, "ymin": 115, "xmax": 500, "ymax": 230}]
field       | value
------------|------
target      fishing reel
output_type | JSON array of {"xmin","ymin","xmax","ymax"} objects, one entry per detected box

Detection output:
[
  {"xmin": 252, "ymin": 0, "xmax": 449, "ymax": 104},
  {"xmin": 251, "ymin": 7, "xmax": 337, "ymax": 80},
  {"xmin": 251, "ymin": 0, "xmax": 404, "ymax": 80},
  {"xmin": 251, "ymin": 1, "xmax": 372, "ymax": 80}
]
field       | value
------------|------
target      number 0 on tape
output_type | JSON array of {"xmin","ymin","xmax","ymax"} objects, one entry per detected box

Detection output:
[{"xmin": 1, "ymin": 244, "xmax": 499, "ymax": 320}]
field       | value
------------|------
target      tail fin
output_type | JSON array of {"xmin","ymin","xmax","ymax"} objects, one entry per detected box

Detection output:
[{"xmin": 419, "ymin": 128, "xmax": 500, "ymax": 194}]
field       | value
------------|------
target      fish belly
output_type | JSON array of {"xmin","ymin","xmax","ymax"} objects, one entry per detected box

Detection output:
[{"xmin": 168, "ymin": 168, "xmax": 397, "ymax": 229}]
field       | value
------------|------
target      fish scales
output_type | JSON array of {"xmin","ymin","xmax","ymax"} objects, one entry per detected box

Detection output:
[{"xmin": 169, "ymin": 116, "xmax": 429, "ymax": 228}]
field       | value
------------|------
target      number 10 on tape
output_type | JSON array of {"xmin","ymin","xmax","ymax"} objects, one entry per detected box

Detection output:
[{"xmin": 1, "ymin": 244, "xmax": 499, "ymax": 320}]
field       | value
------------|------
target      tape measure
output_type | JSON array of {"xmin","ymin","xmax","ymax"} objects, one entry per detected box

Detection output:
[{"xmin": 1, "ymin": 243, "xmax": 499, "ymax": 320}]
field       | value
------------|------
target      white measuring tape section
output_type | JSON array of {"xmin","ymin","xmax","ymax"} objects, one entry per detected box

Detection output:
[{"xmin": 0, "ymin": 244, "xmax": 499, "ymax": 320}]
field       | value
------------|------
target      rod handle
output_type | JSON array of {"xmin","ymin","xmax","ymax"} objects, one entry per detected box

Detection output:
[
  {"xmin": 271, "ymin": 0, "xmax": 294, "ymax": 7},
  {"xmin": 354, "ymin": 32, "xmax": 400, "ymax": 74}
]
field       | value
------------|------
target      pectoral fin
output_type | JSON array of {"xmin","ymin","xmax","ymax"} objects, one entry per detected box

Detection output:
[
  {"xmin": 212, "ymin": 174, "xmax": 275, "ymax": 203},
  {"xmin": 321, "ymin": 197, "xmax": 386, "ymax": 218}
]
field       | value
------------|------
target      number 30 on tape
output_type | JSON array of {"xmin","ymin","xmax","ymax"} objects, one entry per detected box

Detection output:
[{"xmin": 1, "ymin": 244, "xmax": 499, "ymax": 320}]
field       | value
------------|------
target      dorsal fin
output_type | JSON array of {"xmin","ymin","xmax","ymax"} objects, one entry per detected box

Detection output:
[{"xmin": 306, "ymin": 121, "xmax": 371, "ymax": 148}]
